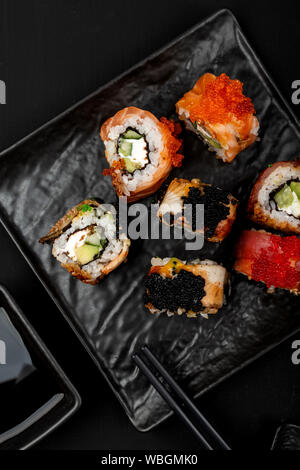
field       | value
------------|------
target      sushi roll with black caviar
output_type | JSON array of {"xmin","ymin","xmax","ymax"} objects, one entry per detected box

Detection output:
[
  {"xmin": 176, "ymin": 73, "xmax": 259, "ymax": 162},
  {"xmin": 100, "ymin": 107, "xmax": 183, "ymax": 202},
  {"xmin": 39, "ymin": 200, "xmax": 130, "ymax": 284},
  {"xmin": 144, "ymin": 257, "xmax": 228, "ymax": 318},
  {"xmin": 157, "ymin": 178, "xmax": 238, "ymax": 242},
  {"xmin": 247, "ymin": 160, "xmax": 300, "ymax": 233},
  {"xmin": 234, "ymin": 229, "xmax": 300, "ymax": 294}
]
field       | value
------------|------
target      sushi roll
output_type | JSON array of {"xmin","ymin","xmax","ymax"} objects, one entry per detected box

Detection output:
[
  {"xmin": 234, "ymin": 229, "xmax": 300, "ymax": 294},
  {"xmin": 247, "ymin": 160, "xmax": 300, "ymax": 233},
  {"xmin": 100, "ymin": 107, "xmax": 183, "ymax": 202},
  {"xmin": 144, "ymin": 257, "xmax": 228, "ymax": 318},
  {"xmin": 157, "ymin": 178, "xmax": 238, "ymax": 242},
  {"xmin": 176, "ymin": 73, "xmax": 259, "ymax": 162},
  {"xmin": 39, "ymin": 200, "xmax": 130, "ymax": 284}
]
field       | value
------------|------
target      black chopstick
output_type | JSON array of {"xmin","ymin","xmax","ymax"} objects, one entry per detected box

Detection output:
[{"xmin": 132, "ymin": 345, "xmax": 230, "ymax": 450}]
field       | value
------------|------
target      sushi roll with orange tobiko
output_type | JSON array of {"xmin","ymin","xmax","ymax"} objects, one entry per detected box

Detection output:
[{"xmin": 176, "ymin": 73, "xmax": 259, "ymax": 162}]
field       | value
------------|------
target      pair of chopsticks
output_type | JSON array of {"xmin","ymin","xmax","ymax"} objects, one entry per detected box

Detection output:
[{"xmin": 132, "ymin": 345, "xmax": 230, "ymax": 450}]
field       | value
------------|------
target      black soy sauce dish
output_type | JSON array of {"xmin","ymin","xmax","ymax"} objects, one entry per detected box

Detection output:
[{"xmin": 0, "ymin": 285, "xmax": 81, "ymax": 449}]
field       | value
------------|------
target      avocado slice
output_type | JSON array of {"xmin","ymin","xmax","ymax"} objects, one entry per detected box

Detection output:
[
  {"xmin": 75, "ymin": 244, "xmax": 100, "ymax": 266},
  {"xmin": 123, "ymin": 157, "xmax": 142, "ymax": 173},
  {"xmin": 122, "ymin": 129, "xmax": 142, "ymax": 139},
  {"xmin": 290, "ymin": 181, "xmax": 300, "ymax": 200},
  {"xmin": 274, "ymin": 184, "xmax": 294, "ymax": 208},
  {"xmin": 118, "ymin": 139, "xmax": 132, "ymax": 157}
]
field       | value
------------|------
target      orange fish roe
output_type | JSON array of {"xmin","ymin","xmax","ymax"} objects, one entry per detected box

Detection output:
[
  {"xmin": 188, "ymin": 73, "xmax": 255, "ymax": 125},
  {"xmin": 160, "ymin": 117, "xmax": 184, "ymax": 168},
  {"xmin": 160, "ymin": 117, "xmax": 182, "ymax": 137},
  {"xmin": 103, "ymin": 159, "xmax": 124, "ymax": 176}
]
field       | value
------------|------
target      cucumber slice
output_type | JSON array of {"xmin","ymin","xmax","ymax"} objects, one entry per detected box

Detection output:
[
  {"xmin": 85, "ymin": 233, "xmax": 101, "ymax": 247},
  {"xmin": 290, "ymin": 181, "xmax": 300, "ymax": 200},
  {"xmin": 274, "ymin": 184, "xmax": 294, "ymax": 208},
  {"xmin": 197, "ymin": 125, "xmax": 222, "ymax": 149},
  {"xmin": 118, "ymin": 139, "xmax": 132, "ymax": 157},
  {"xmin": 123, "ymin": 157, "xmax": 142, "ymax": 173},
  {"xmin": 122, "ymin": 129, "xmax": 142, "ymax": 139},
  {"xmin": 75, "ymin": 244, "xmax": 100, "ymax": 265}
]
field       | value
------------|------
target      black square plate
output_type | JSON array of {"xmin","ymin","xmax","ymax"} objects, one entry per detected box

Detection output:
[
  {"xmin": 0, "ymin": 285, "xmax": 81, "ymax": 449},
  {"xmin": 0, "ymin": 9, "xmax": 300, "ymax": 431}
]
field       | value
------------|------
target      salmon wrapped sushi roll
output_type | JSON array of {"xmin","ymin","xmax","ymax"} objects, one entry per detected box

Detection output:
[
  {"xmin": 157, "ymin": 178, "xmax": 238, "ymax": 242},
  {"xmin": 247, "ymin": 160, "xmax": 300, "ymax": 233},
  {"xmin": 234, "ymin": 229, "xmax": 300, "ymax": 294},
  {"xmin": 176, "ymin": 73, "xmax": 259, "ymax": 162},
  {"xmin": 144, "ymin": 257, "xmax": 228, "ymax": 318},
  {"xmin": 39, "ymin": 200, "xmax": 130, "ymax": 284},
  {"xmin": 100, "ymin": 107, "xmax": 183, "ymax": 202}
]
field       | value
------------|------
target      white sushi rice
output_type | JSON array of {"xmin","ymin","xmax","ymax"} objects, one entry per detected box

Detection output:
[
  {"xmin": 52, "ymin": 205, "xmax": 127, "ymax": 279},
  {"xmin": 256, "ymin": 164, "xmax": 300, "ymax": 228},
  {"xmin": 104, "ymin": 115, "xmax": 163, "ymax": 193}
]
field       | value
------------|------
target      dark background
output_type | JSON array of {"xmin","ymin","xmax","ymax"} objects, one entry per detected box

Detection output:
[{"xmin": 1, "ymin": 0, "xmax": 300, "ymax": 450}]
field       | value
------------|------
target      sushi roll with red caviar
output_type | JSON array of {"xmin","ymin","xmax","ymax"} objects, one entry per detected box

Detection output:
[
  {"xmin": 157, "ymin": 178, "xmax": 238, "ymax": 242},
  {"xmin": 100, "ymin": 107, "xmax": 183, "ymax": 202},
  {"xmin": 39, "ymin": 200, "xmax": 130, "ymax": 284},
  {"xmin": 176, "ymin": 73, "xmax": 259, "ymax": 162},
  {"xmin": 234, "ymin": 229, "xmax": 300, "ymax": 294},
  {"xmin": 247, "ymin": 160, "xmax": 300, "ymax": 233},
  {"xmin": 144, "ymin": 257, "xmax": 228, "ymax": 318}
]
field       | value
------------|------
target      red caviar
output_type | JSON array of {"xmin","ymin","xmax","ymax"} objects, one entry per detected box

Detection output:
[
  {"xmin": 235, "ymin": 230, "xmax": 300, "ymax": 291},
  {"xmin": 102, "ymin": 159, "xmax": 124, "ymax": 176},
  {"xmin": 160, "ymin": 117, "xmax": 184, "ymax": 168},
  {"xmin": 184, "ymin": 73, "xmax": 255, "ymax": 125}
]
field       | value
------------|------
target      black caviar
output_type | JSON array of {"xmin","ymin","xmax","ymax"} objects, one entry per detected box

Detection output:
[
  {"xmin": 182, "ymin": 186, "xmax": 230, "ymax": 237},
  {"xmin": 144, "ymin": 270, "xmax": 206, "ymax": 312}
]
